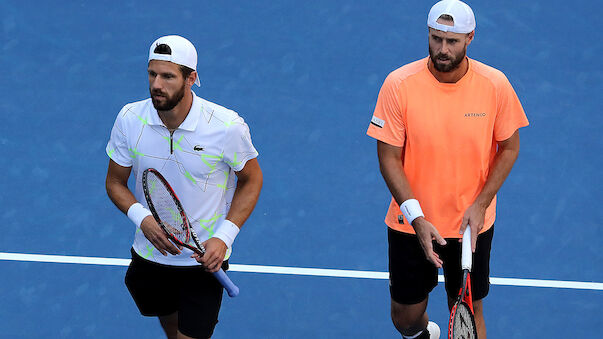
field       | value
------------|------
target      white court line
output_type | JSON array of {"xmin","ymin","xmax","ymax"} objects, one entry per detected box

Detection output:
[{"xmin": 1, "ymin": 252, "xmax": 602, "ymax": 291}]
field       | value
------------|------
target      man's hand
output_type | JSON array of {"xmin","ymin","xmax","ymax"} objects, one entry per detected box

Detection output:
[
  {"xmin": 139, "ymin": 216, "xmax": 181, "ymax": 256},
  {"xmin": 459, "ymin": 202, "xmax": 487, "ymax": 252},
  {"xmin": 192, "ymin": 237, "xmax": 227, "ymax": 273},
  {"xmin": 412, "ymin": 217, "xmax": 447, "ymax": 268}
]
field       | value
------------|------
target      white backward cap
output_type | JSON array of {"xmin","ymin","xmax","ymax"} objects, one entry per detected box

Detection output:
[
  {"xmin": 427, "ymin": 0, "xmax": 476, "ymax": 34},
  {"xmin": 148, "ymin": 35, "xmax": 200, "ymax": 86}
]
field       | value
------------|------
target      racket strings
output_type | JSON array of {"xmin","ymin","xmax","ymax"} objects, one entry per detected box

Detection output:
[
  {"xmin": 146, "ymin": 173, "xmax": 189, "ymax": 243},
  {"xmin": 452, "ymin": 303, "xmax": 477, "ymax": 339}
]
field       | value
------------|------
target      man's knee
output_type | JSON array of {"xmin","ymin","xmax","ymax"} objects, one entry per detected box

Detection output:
[
  {"xmin": 158, "ymin": 312, "xmax": 178, "ymax": 339},
  {"xmin": 390, "ymin": 298, "xmax": 428, "ymax": 334},
  {"xmin": 473, "ymin": 298, "xmax": 484, "ymax": 317}
]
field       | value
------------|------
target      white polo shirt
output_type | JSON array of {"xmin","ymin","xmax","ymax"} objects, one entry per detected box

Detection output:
[{"xmin": 106, "ymin": 91, "xmax": 258, "ymax": 266}]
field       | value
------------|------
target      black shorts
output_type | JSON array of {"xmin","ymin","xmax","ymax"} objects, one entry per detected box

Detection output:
[
  {"xmin": 388, "ymin": 226, "xmax": 493, "ymax": 305},
  {"xmin": 125, "ymin": 248, "xmax": 229, "ymax": 338}
]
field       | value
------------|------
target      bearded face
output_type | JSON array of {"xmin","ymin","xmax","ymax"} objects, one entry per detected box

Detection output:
[
  {"xmin": 151, "ymin": 81, "xmax": 186, "ymax": 111},
  {"xmin": 428, "ymin": 27, "xmax": 471, "ymax": 73},
  {"xmin": 429, "ymin": 43, "xmax": 467, "ymax": 72},
  {"xmin": 148, "ymin": 60, "xmax": 188, "ymax": 112}
]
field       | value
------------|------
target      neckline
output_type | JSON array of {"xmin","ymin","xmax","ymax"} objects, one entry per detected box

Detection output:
[{"xmin": 424, "ymin": 56, "xmax": 473, "ymax": 89}]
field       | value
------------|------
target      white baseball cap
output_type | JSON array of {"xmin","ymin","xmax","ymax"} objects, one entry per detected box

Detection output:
[
  {"xmin": 427, "ymin": 0, "xmax": 476, "ymax": 34},
  {"xmin": 148, "ymin": 35, "xmax": 200, "ymax": 86}
]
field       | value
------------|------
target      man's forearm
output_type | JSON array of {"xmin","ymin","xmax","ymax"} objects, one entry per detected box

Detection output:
[
  {"xmin": 105, "ymin": 160, "xmax": 136, "ymax": 214},
  {"xmin": 226, "ymin": 163, "xmax": 263, "ymax": 227},
  {"xmin": 474, "ymin": 132, "xmax": 520, "ymax": 208},
  {"xmin": 106, "ymin": 180, "xmax": 138, "ymax": 214}
]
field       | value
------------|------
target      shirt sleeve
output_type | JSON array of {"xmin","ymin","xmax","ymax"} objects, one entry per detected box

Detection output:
[
  {"xmin": 222, "ymin": 117, "xmax": 259, "ymax": 172},
  {"xmin": 493, "ymin": 73, "xmax": 529, "ymax": 141},
  {"xmin": 106, "ymin": 106, "xmax": 133, "ymax": 167},
  {"xmin": 366, "ymin": 72, "xmax": 406, "ymax": 147}
]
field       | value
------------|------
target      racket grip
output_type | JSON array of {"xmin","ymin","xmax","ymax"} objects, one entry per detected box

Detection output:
[
  {"xmin": 461, "ymin": 226, "xmax": 472, "ymax": 271},
  {"xmin": 213, "ymin": 269, "xmax": 240, "ymax": 297}
]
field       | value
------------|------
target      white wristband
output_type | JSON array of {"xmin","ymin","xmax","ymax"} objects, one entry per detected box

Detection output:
[
  {"xmin": 212, "ymin": 219, "xmax": 240, "ymax": 249},
  {"xmin": 127, "ymin": 202, "xmax": 152, "ymax": 227},
  {"xmin": 400, "ymin": 199, "xmax": 424, "ymax": 225}
]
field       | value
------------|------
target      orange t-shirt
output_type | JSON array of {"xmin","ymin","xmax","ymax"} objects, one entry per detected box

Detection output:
[{"xmin": 367, "ymin": 57, "xmax": 529, "ymax": 238}]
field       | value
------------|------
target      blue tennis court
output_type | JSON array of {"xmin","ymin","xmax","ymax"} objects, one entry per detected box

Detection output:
[{"xmin": 1, "ymin": 1, "xmax": 601, "ymax": 338}]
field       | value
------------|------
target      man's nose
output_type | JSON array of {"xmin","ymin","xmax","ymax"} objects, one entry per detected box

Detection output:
[
  {"xmin": 150, "ymin": 76, "xmax": 163, "ymax": 90},
  {"xmin": 440, "ymin": 41, "xmax": 451, "ymax": 55}
]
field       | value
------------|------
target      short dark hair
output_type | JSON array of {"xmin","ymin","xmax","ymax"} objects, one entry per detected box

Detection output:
[
  {"xmin": 438, "ymin": 14, "xmax": 454, "ymax": 22},
  {"xmin": 153, "ymin": 43, "xmax": 195, "ymax": 80},
  {"xmin": 179, "ymin": 65, "xmax": 195, "ymax": 80},
  {"xmin": 435, "ymin": 14, "xmax": 472, "ymax": 36}
]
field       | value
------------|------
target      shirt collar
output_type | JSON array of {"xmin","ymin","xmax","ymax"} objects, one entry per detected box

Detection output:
[{"xmin": 146, "ymin": 90, "xmax": 201, "ymax": 131}]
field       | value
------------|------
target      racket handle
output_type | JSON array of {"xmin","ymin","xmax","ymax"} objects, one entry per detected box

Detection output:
[
  {"xmin": 213, "ymin": 269, "xmax": 240, "ymax": 297},
  {"xmin": 461, "ymin": 226, "xmax": 472, "ymax": 271}
]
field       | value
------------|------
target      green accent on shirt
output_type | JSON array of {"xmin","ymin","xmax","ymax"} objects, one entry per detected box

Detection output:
[
  {"xmin": 167, "ymin": 207, "xmax": 183, "ymax": 225},
  {"xmin": 184, "ymin": 171, "xmax": 197, "ymax": 185},
  {"xmin": 217, "ymin": 170, "xmax": 229, "ymax": 190},
  {"xmin": 142, "ymin": 245, "xmax": 154, "ymax": 259},
  {"xmin": 137, "ymin": 115, "xmax": 149, "ymax": 125},
  {"xmin": 201, "ymin": 154, "xmax": 223, "ymax": 173},
  {"xmin": 174, "ymin": 135, "xmax": 184, "ymax": 151},
  {"xmin": 199, "ymin": 213, "xmax": 222, "ymax": 237},
  {"xmin": 149, "ymin": 180, "xmax": 157, "ymax": 195},
  {"xmin": 129, "ymin": 148, "xmax": 144, "ymax": 159},
  {"xmin": 225, "ymin": 152, "xmax": 241, "ymax": 168},
  {"xmin": 162, "ymin": 134, "xmax": 184, "ymax": 152}
]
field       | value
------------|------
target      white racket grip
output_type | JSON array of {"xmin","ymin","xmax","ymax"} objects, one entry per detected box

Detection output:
[
  {"xmin": 213, "ymin": 269, "xmax": 239, "ymax": 297},
  {"xmin": 461, "ymin": 227, "xmax": 472, "ymax": 271}
]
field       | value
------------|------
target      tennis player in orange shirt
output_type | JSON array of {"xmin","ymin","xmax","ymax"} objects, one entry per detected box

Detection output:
[{"xmin": 367, "ymin": 1, "xmax": 529, "ymax": 338}]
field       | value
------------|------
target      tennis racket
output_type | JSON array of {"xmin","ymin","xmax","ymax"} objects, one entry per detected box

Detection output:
[
  {"xmin": 448, "ymin": 226, "xmax": 478, "ymax": 339},
  {"xmin": 142, "ymin": 168, "xmax": 240, "ymax": 297}
]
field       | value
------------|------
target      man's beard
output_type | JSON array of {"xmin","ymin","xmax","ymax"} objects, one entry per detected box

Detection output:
[
  {"xmin": 429, "ymin": 45, "xmax": 466, "ymax": 72},
  {"xmin": 150, "ymin": 83, "xmax": 186, "ymax": 111}
]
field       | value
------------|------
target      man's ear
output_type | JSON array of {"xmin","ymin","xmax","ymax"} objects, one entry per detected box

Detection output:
[
  {"xmin": 187, "ymin": 71, "xmax": 198, "ymax": 87},
  {"xmin": 466, "ymin": 31, "xmax": 475, "ymax": 45}
]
